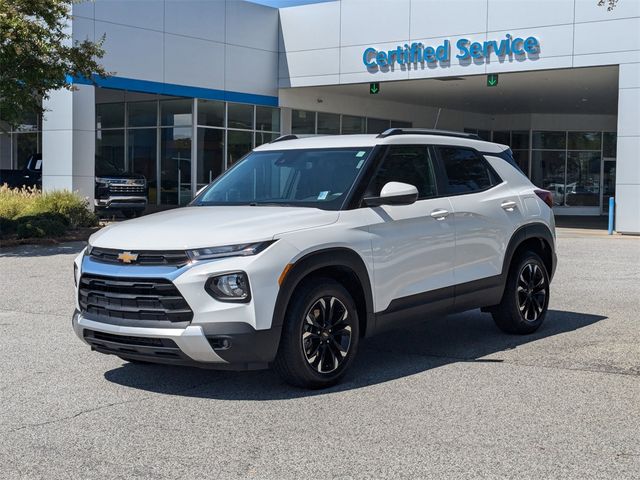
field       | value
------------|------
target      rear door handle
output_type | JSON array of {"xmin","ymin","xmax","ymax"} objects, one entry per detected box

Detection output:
[
  {"xmin": 430, "ymin": 209, "xmax": 450, "ymax": 220},
  {"xmin": 501, "ymin": 201, "xmax": 517, "ymax": 211}
]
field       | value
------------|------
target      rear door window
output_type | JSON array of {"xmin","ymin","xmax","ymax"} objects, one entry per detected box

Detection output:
[{"xmin": 437, "ymin": 147, "xmax": 500, "ymax": 195}]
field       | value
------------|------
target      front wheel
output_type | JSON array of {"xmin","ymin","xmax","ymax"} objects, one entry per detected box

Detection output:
[
  {"xmin": 273, "ymin": 278, "xmax": 359, "ymax": 389},
  {"xmin": 492, "ymin": 251, "xmax": 550, "ymax": 334}
]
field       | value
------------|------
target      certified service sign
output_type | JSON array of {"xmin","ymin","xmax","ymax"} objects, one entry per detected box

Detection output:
[{"xmin": 363, "ymin": 34, "xmax": 540, "ymax": 69}]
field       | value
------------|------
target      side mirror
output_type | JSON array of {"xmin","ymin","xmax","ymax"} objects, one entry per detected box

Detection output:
[{"xmin": 363, "ymin": 181, "xmax": 419, "ymax": 207}]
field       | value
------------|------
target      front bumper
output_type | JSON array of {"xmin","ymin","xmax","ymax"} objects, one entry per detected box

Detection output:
[
  {"xmin": 72, "ymin": 241, "xmax": 298, "ymax": 369},
  {"xmin": 73, "ymin": 310, "xmax": 280, "ymax": 370},
  {"xmin": 95, "ymin": 196, "xmax": 147, "ymax": 210}
]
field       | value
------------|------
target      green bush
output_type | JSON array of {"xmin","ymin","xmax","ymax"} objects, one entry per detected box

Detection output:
[
  {"xmin": 0, "ymin": 186, "xmax": 98, "ymax": 239},
  {"xmin": 26, "ymin": 191, "xmax": 98, "ymax": 228},
  {"xmin": 15, "ymin": 213, "xmax": 68, "ymax": 239},
  {"xmin": 0, "ymin": 216, "xmax": 16, "ymax": 235}
]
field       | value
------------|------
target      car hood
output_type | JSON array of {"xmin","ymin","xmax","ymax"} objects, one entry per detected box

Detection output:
[{"xmin": 89, "ymin": 206, "xmax": 339, "ymax": 250}]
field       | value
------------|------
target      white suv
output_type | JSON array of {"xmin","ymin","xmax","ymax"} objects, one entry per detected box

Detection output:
[{"xmin": 73, "ymin": 129, "xmax": 556, "ymax": 389}]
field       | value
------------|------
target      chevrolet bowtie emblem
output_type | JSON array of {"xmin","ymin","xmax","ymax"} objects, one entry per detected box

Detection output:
[{"xmin": 117, "ymin": 251, "xmax": 138, "ymax": 264}]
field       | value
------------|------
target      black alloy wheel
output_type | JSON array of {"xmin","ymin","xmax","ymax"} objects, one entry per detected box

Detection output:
[{"xmin": 301, "ymin": 296, "xmax": 352, "ymax": 374}]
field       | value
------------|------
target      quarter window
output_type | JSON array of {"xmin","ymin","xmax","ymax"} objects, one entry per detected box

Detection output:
[
  {"xmin": 438, "ymin": 147, "xmax": 499, "ymax": 194},
  {"xmin": 367, "ymin": 146, "xmax": 437, "ymax": 199}
]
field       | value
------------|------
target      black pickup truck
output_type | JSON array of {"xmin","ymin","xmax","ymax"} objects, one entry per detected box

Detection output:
[
  {"xmin": 0, "ymin": 154, "xmax": 42, "ymax": 188},
  {"xmin": 1, "ymin": 155, "xmax": 148, "ymax": 218},
  {"xmin": 94, "ymin": 172, "xmax": 148, "ymax": 218}
]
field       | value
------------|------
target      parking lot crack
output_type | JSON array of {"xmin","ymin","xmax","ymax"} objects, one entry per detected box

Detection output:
[
  {"xmin": 6, "ymin": 379, "xmax": 223, "ymax": 434},
  {"xmin": 7, "ymin": 397, "xmax": 150, "ymax": 433}
]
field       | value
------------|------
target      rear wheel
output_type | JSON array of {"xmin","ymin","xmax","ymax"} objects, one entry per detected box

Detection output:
[
  {"xmin": 273, "ymin": 278, "xmax": 359, "ymax": 389},
  {"xmin": 492, "ymin": 251, "xmax": 549, "ymax": 334}
]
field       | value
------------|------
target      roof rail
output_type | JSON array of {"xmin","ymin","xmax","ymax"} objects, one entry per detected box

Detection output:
[
  {"xmin": 270, "ymin": 134, "xmax": 298, "ymax": 143},
  {"xmin": 377, "ymin": 128, "xmax": 481, "ymax": 140}
]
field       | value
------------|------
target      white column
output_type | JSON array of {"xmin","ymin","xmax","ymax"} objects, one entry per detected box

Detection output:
[
  {"xmin": 41, "ymin": 84, "xmax": 96, "ymax": 208},
  {"xmin": 615, "ymin": 63, "xmax": 640, "ymax": 234},
  {"xmin": 280, "ymin": 107, "xmax": 292, "ymax": 135}
]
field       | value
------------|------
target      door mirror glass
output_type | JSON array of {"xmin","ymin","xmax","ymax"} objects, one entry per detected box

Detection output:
[{"xmin": 364, "ymin": 181, "xmax": 418, "ymax": 207}]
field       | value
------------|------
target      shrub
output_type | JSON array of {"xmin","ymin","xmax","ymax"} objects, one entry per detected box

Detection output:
[
  {"xmin": 0, "ymin": 186, "xmax": 98, "ymax": 239},
  {"xmin": 26, "ymin": 191, "xmax": 98, "ymax": 228},
  {"xmin": 0, "ymin": 185, "xmax": 39, "ymax": 219},
  {"xmin": 15, "ymin": 213, "xmax": 68, "ymax": 239},
  {"xmin": 0, "ymin": 216, "xmax": 16, "ymax": 235}
]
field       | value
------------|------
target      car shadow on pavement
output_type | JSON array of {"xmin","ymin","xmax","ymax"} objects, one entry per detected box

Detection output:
[{"xmin": 103, "ymin": 309, "xmax": 606, "ymax": 400}]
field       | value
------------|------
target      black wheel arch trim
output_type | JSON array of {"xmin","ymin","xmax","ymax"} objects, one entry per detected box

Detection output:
[
  {"xmin": 501, "ymin": 222, "xmax": 556, "ymax": 282},
  {"xmin": 272, "ymin": 247, "xmax": 375, "ymax": 337}
]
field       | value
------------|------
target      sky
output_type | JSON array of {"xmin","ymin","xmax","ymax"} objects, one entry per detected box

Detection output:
[{"xmin": 247, "ymin": 0, "xmax": 334, "ymax": 8}]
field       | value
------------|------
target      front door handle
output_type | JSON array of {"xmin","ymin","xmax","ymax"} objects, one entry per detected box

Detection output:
[
  {"xmin": 501, "ymin": 201, "xmax": 518, "ymax": 211},
  {"xmin": 430, "ymin": 209, "xmax": 450, "ymax": 220}
]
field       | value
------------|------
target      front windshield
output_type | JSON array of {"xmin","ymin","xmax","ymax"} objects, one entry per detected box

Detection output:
[{"xmin": 193, "ymin": 147, "xmax": 372, "ymax": 210}]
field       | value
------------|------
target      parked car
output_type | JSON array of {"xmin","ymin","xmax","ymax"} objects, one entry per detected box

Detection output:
[
  {"xmin": 72, "ymin": 129, "xmax": 556, "ymax": 389},
  {"xmin": 0, "ymin": 153, "xmax": 42, "ymax": 188}
]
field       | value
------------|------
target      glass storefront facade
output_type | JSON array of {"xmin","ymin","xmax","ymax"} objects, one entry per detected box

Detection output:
[
  {"xmin": 490, "ymin": 129, "xmax": 616, "ymax": 212},
  {"xmin": 292, "ymin": 109, "xmax": 411, "ymax": 135},
  {"xmin": 0, "ymin": 111, "xmax": 42, "ymax": 171},
  {"xmin": 96, "ymin": 93, "xmax": 280, "ymax": 206}
]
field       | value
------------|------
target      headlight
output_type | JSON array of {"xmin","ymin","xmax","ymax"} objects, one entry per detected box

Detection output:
[
  {"xmin": 95, "ymin": 177, "xmax": 110, "ymax": 186},
  {"xmin": 205, "ymin": 272, "xmax": 251, "ymax": 302},
  {"xmin": 186, "ymin": 241, "xmax": 274, "ymax": 261}
]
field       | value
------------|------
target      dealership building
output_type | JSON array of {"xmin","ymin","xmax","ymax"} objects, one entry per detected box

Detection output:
[{"xmin": 1, "ymin": 0, "xmax": 639, "ymax": 233}]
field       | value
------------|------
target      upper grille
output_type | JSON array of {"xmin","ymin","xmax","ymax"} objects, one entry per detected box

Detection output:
[
  {"xmin": 109, "ymin": 184, "xmax": 146, "ymax": 194},
  {"xmin": 89, "ymin": 247, "xmax": 189, "ymax": 266},
  {"xmin": 79, "ymin": 274, "xmax": 193, "ymax": 324}
]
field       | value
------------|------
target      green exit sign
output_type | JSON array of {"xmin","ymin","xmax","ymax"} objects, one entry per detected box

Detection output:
[
  {"xmin": 369, "ymin": 82, "xmax": 380, "ymax": 94},
  {"xmin": 487, "ymin": 74, "xmax": 499, "ymax": 87}
]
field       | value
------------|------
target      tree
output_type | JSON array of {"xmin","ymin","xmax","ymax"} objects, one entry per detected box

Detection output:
[
  {"xmin": 0, "ymin": 0, "xmax": 107, "ymax": 130},
  {"xmin": 597, "ymin": 0, "xmax": 620, "ymax": 11}
]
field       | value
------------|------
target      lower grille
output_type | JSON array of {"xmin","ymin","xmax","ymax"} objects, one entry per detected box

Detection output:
[
  {"xmin": 88, "ymin": 331, "xmax": 177, "ymax": 348},
  {"xmin": 79, "ymin": 274, "xmax": 193, "ymax": 325},
  {"xmin": 84, "ymin": 329, "xmax": 185, "ymax": 360}
]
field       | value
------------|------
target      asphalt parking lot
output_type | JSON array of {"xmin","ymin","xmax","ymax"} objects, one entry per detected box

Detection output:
[{"xmin": 1, "ymin": 229, "xmax": 639, "ymax": 479}]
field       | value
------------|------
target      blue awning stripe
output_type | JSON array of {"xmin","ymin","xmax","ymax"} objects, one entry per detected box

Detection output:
[{"xmin": 69, "ymin": 75, "xmax": 279, "ymax": 107}]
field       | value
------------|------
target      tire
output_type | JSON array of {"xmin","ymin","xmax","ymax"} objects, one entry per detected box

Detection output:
[
  {"xmin": 122, "ymin": 209, "xmax": 136, "ymax": 219},
  {"xmin": 492, "ymin": 250, "xmax": 550, "ymax": 334},
  {"xmin": 273, "ymin": 277, "xmax": 360, "ymax": 389}
]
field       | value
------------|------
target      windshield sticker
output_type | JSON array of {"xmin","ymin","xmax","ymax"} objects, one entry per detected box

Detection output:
[
  {"xmin": 356, "ymin": 159, "xmax": 365, "ymax": 169},
  {"xmin": 356, "ymin": 151, "xmax": 366, "ymax": 158},
  {"xmin": 317, "ymin": 191, "xmax": 329, "ymax": 200}
]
